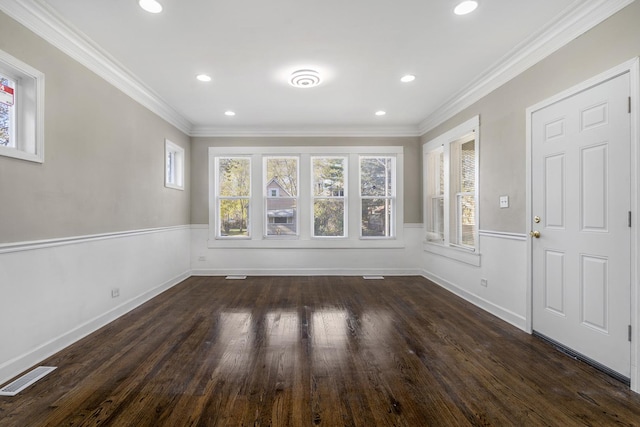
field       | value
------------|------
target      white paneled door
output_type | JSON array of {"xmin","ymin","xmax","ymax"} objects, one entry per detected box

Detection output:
[{"xmin": 531, "ymin": 72, "xmax": 632, "ymax": 378}]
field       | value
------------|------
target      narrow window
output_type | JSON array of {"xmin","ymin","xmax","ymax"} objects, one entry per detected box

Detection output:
[
  {"xmin": 425, "ymin": 148, "xmax": 444, "ymax": 242},
  {"xmin": 165, "ymin": 139, "xmax": 184, "ymax": 190},
  {"xmin": 264, "ymin": 156, "xmax": 299, "ymax": 237},
  {"xmin": 451, "ymin": 136, "xmax": 476, "ymax": 248},
  {"xmin": 312, "ymin": 156, "xmax": 347, "ymax": 237},
  {"xmin": 217, "ymin": 157, "xmax": 251, "ymax": 238},
  {"xmin": 360, "ymin": 156, "xmax": 395, "ymax": 238},
  {"xmin": 0, "ymin": 50, "xmax": 44, "ymax": 163}
]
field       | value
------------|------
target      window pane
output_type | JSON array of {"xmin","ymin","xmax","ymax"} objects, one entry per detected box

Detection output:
[
  {"xmin": 360, "ymin": 157, "xmax": 393, "ymax": 197},
  {"xmin": 266, "ymin": 157, "xmax": 298, "ymax": 196},
  {"xmin": 460, "ymin": 140, "xmax": 475, "ymax": 192},
  {"xmin": 427, "ymin": 196, "xmax": 444, "ymax": 242},
  {"xmin": 361, "ymin": 198, "xmax": 392, "ymax": 237},
  {"xmin": 458, "ymin": 194, "xmax": 475, "ymax": 247},
  {"xmin": 313, "ymin": 157, "xmax": 345, "ymax": 197},
  {"xmin": 0, "ymin": 76, "xmax": 14, "ymax": 148},
  {"xmin": 266, "ymin": 198, "xmax": 297, "ymax": 236},
  {"xmin": 219, "ymin": 199, "xmax": 250, "ymax": 237},
  {"xmin": 219, "ymin": 158, "xmax": 251, "ymax": 197},
  {"xmin": 314, "ymin": 199, "xmax": 345, "ymax": 237}
]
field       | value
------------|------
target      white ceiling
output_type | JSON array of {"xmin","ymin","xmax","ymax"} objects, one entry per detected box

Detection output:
[{"xmin": 4, "ymin": 0, "xmax": 626, "ymax": 135}]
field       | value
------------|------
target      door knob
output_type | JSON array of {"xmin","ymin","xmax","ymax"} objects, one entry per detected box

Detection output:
[{"xmin": 530, "ymin": 230, "xmax": 541, "ymax": 238}]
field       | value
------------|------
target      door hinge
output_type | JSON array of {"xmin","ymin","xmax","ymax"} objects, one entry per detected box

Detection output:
[
  {"xmin": 629, "ymin": 211, "xmax": 632, "ymax": 227},
  {"xmin": 629, "ymin": 325, "xmax": 632, "ymax": 342},
  {"xmin": 629, "ymin": 96, "xmax": 632, "ymax": 114}
]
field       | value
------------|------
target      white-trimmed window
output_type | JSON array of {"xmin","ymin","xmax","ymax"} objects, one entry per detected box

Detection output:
[
  {"xmin": 360, "ymin": 156, "xmax": 396, "ymax": 238},
  {"xmin": 0, "ymin": 49, "xmax": 45, "ymax": 163},
  {"xmin": 265, "ymin": 156, "xmax": 299, "ymax": 237},
  {"xmin": 312, "ymin": 156, "xmax": 347, "ymax": 238},
  {"xmin": 209, "ymin": 146, "xmax": 403, "ymax": 248},
  {"xmin": 165, "ymin": 139, "xmax": 184, "ymax": 190},
  {"xmin": 216, "ymin": 156, "xmax": 251, "ymax": 238},
  {"xmin": 423, "ymin": 116, "xmax": 480, "ymax": 264}
]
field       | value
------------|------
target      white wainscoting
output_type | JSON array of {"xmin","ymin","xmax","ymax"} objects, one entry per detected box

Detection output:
[
  {"xmin": 0, "ymin": 226, "xmax": 191, "ymax": 386},
  {"xmin": 421, "ymin": 230, "xmax": 528, "ymax": 331},
  {"xmin": 190, "ymin": 224, "xmax": 424, "ymax": 276}
]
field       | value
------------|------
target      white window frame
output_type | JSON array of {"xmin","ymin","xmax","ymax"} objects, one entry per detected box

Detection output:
[
  {"xmin": 215, "ymin": 156, "xmax": 252, "ymax": 239},
  {"xmin": 359, "ymin": 156, "xmax": 397, "ymax": 239},
  {"xmin": 423, "ymin": 115, "xmax": 480, "ymax": 266},
  {"xmin": 208, "ymin": 146, "xmax": 404, "ymax": 249},
  {"xmin": 264, "ymin": 155, "xmax": 300, "ymax": 239},
  {"xmin": 0, "ymin": 49, "xmax": 45, "ymax": 163},
  {"xmin": 311, "ymin": 155, "xmax": 348, "ymax": 239},
  {"xmin": 165, "ymin": 139, "xmax": 185, "ymax": 190}
]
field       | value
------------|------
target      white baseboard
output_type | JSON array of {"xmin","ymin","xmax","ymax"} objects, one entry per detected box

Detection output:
[
  {"xmin": 420, "ymin": 269, "xmax": 527, "ymax": 331},
  {"xmin": 0, "ymin": 271, "xmax": 190, "ymax": 386}
]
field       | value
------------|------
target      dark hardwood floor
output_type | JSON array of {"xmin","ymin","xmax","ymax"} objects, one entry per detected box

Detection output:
[{"xmin": 2, "ymin": 276, "xmax": 640, "ymax": 426}]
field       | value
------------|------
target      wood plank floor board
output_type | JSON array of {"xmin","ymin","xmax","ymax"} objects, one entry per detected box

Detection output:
[{"xmin": 2, "ymin": 275, "xmax": 640, "ymax": 426}]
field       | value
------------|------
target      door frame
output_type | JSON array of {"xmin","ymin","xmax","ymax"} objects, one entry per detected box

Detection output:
[{"xmin": 525, "ymin": 57, "xmax": 640, "ymax": 392}]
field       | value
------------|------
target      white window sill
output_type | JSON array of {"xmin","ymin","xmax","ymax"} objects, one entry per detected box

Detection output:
[{"xmin": 423, "ymin": 241, "xmax": 481, "ymax": 266}]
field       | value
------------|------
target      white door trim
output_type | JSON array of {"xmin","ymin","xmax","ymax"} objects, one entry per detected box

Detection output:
[{"xmin": 525, "ymin": 57, "xmax": 640, "ymax": 393}]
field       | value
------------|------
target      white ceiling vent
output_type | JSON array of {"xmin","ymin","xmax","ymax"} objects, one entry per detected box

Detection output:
[
  {"xmin": 0, "ymin": 366, "xmax": 57, "ymax": 396},
  {"xmin": 289, "ymin": 69, "xmax": 321, "ymax": 88}
]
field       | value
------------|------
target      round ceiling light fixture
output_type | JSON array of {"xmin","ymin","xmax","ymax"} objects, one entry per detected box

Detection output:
[
  {"xmin": 375, "ymin": 110, "xmax": 387, "ymax": 116},
  {"xmin": 196, "ymin": 74, "xmax": 212, "ymax": 82},
  {"xmin": 289, "ymin": 69, "xmax": 322, "ymax": 88},
  {"xmin": 224, "ymin": 110, "xmax": 236, "ymax": 116},
  {"xmin": 454, "ymin": 1, "xmax": 478, "ymax": 15},
  {"xmin": 400, "ymin": 74, "xmax": 416, "ymax": 83},
  {"xmin": 139, "ymin": 0, "xmax": 163, "ymax": 14}
]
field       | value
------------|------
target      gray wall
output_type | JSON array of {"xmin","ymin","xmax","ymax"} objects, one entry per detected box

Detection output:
[
  {"xmin": 422, "ymin": 1, "xmax": 640, "ymax": 234},
  {"xmin": 190, "ymin": 136, "xmax": 422, "ymax": 225},
  {"xmin": 0, "ymin": 12, "xmax": 190, "ymax": 244}
]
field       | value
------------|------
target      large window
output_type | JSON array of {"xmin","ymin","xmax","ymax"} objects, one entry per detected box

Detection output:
[
  {"xmin": 216, "ymin": 157, "xmax": 251, "ymax": 238},
  {"xmin": 209, "ymin": 146, "xmax": 403, "ymax": 248},
  {"xmin": 0, "ymin": 50, "xmax": 44, "ymax": 163},
  {"xmin": 423, "ymin": 116, "xmax": 479, "ymax": 263},
  {"xmin": 312, "ymin": 157, "xmax": 346, "ymax": 237},
  {"xmin": 360, "ymin": 156, "xmax": 395, "ymax": 238},
  {"xmin": 265, "ymin": 156, "xmax": 299, "ymax": 237}
]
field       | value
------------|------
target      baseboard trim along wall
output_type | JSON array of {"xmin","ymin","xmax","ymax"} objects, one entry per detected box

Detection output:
[
  {"xmin": 420, "ymin": 269, "xmax": 527, "ymax": 331},
  {"xmin": 192, "ymin": 268, "xmax": 424, "ymax": 277}
]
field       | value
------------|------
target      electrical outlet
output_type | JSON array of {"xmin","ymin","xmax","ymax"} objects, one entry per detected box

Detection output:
[
  {"xmin": 480, "ymin": 279, "xmax": 488, "ymax": 287},
  {"xmin": 198, "ymin": 256, "xmax": 206, "ymax": 261},
  {"xmin": 111, "ymin": 288, "xmax": 120, "ymax": 298},
  {"xmin": 499, "ymin": 196, "xmax": 509, "ymax": 208}
]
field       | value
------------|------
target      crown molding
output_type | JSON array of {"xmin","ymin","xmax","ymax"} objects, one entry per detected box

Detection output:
[
  {"xmin": 418, "ymin": 0, "xmax": 635, "ymax": 135},
  {"xmin": 0, "ymin": 0, "xmax": 193, "ymax": 135},
  {"xmin": 1, "ymin": 0, "xmax": 633, "ymax": 139},
  {"xmin": 190, "ymin": 125, "xmax": 422, "ymax": 138}
]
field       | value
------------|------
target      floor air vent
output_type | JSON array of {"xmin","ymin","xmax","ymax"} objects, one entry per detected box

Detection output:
[
  {"xmin": 363, "ymin": 275, "xmax": 384, "ymax": 280},
  {"xmin": 225, "ymin": 275, "xmax": 247, "ymax": 280},
  {"xmin": 0, "ymin": 366, "xmax": 57, "ymax": 396}
]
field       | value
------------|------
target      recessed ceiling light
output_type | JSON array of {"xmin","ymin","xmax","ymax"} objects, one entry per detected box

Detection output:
[
  {"xmin": 196, "ymin": 74, "xmax": 212, "ymax": 82},
  {"xmin": 289, "ymin": 69, "xmax": 322, "ymax": 88},
  {"xmin": 454, "ymin": 1, "xmax": 478, "ymax": 15},
  {"xmin": 400, "ymin": 74, "xmax": 416, "ymax": 83},
  {"xmin": 139, "ymin": 0, "xmax": 163, "ymax": 14},
  {"xmin": 224, "ymin": 111, "xmax": 236, "ymax": 116},
  {"xmin": 375, "ymin": 111, "xmax": 386, "ymax": 116}
]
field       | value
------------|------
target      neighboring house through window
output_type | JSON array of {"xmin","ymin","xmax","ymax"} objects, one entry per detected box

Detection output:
[{"xmin": 209, "ymin": 146, "xmax": 404, "ymax": 248}]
